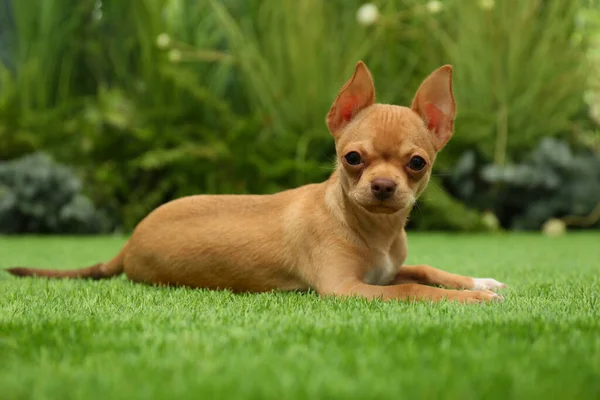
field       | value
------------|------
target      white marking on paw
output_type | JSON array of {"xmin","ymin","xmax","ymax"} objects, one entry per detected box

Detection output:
[{"xmin": 472, "ymin": 278, "xmax": 507, "ymax": 291}]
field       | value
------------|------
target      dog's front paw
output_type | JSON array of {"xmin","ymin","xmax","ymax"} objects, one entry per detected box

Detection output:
[
  {"xmin": 471, "ymin": 278, "xmax": 507, "ymax": 291},
  {"xmin": 455, "ymin": 289, "xmax": 503, "ymax": 303}
]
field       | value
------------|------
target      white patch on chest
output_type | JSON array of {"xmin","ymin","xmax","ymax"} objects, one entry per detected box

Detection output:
[{"xmin": 364, "ymin": 253, "xmax": 398, "ymax": 286}]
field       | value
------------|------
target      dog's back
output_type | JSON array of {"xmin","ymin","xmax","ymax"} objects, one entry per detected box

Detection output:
[{"xmin": 120, "ymin": 183, "xmax": 332, "ymax": 291}]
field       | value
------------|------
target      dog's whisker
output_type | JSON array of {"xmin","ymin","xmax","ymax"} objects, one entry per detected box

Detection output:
[
  {"xmin": 427, "ymin": 179, "xmax": 449, "ymax": 194},
  {"xmin": 414, "ymin": 202, "xmax": 423, "ymax": 214}
]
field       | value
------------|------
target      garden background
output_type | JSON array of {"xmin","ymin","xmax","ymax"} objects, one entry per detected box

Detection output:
[
  {"xmin": 1, "ymin": 0, "xmax": 599, "ymax": 235},
  {"xmin": 2, "ymin": 2, "xmax": 600, "ymax": 399}
]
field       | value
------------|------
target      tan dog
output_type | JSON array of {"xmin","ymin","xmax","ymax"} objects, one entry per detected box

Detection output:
[{"xmin": 7, "ymin": 62, "xmax": 507, "ymax": 303}]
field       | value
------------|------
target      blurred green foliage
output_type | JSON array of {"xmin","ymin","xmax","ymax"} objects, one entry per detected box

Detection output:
[{"xmin": 0, "ymin": 0, "xmax": 598, "ymax": 232}]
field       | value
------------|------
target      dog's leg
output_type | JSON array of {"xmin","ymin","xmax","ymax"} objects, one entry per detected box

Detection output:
[
  {"xmin": 392, "ymin": 265, "xmax": 507, "ymax": 291},
  {"xmin": 320, "ymin": 280, "xmax": 502, "ymax": 303}
]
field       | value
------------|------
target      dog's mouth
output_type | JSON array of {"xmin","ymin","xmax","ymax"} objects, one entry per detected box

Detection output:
[
  {"xmin": 355, "ymin": 196, "xmax": 415, "ymax": 215},
  {"xmin": 360, "ymin": 202, "xmax": 403, "ymax": 215},
  {"xmin": 348, "ymin": 190, "xmax": 415, "ymax": 216}
]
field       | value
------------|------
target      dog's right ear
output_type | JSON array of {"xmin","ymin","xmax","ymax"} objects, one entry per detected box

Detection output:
[{"xmin": 326, "ymin": 61, "xmax": 376, "ymax": 138}]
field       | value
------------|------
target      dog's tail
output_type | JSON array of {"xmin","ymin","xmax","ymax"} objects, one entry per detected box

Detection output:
[{"xmin": 5, "ymin": 245, "xmax": 127, "ymax": 280}]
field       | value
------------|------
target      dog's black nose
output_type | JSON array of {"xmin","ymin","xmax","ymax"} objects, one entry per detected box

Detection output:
[{"xmin": 371, "ymin": 179, "xmax": 397, "ymax": 201}]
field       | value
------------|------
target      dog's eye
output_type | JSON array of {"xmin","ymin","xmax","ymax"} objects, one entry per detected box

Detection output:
[
  {"xmin": 408, "ymin": 156, "xmax": 427, "ymax": 171},
  {"xmin": 344, "ymin": 151, "xmax": 363, "ymax": 166}
]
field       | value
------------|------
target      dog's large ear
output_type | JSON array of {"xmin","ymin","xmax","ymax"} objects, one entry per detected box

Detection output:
[
  {"xmin": 326, "ymin": 61, "xmax": 376, "ymax": 137},
  {"xmin": 411, "ymin": 65, "xmax": 456, "ymax": 151}
]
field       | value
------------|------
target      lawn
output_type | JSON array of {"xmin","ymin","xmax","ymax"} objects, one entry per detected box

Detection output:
[{"xmin": 1, "ymin": 233, "xmax": 599, "ymax": 400}]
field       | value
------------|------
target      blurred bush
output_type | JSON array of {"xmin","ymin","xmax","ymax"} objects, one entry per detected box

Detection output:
[
  {"xmin": 0, "ymin": 0, "xmax": 598, "ymax": 233},
  {"xmin": 448, "ymin": 138, "xmax": 600, "ymax": 230},
  {"xmin": 0, "ymin": 153, "xmax": 111, "ymax": 234}
]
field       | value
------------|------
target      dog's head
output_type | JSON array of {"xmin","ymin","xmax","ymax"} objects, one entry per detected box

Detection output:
[{"xmin": 326, "ymin": 61, "xmax": 456, "ymax": 215}]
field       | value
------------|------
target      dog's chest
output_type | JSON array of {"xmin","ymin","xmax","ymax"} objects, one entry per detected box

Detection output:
[{"xmin": 364, "ymin": 252, "xmax": 398, "ymax": 286}]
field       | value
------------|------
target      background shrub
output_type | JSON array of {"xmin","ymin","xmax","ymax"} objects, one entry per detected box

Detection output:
[
  {"xmin": 448, "ymin": 138, "xmax": 600, "ymax": 230},
  {"xmin": 0, "ymin": 153, "xmax": 111, "ymax": 234}
]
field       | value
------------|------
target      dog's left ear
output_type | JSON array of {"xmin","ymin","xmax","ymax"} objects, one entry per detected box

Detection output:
[
  {"xmin": 411, "ymin": 65, "xmax": 456, "ymax": 151},
  {"xmin": 326, "ymin": 61, "xmax": 376, "ymax": 138}
]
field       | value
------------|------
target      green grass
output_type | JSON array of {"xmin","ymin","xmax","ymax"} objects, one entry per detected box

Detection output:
[{"xmin": 1, "ymin": 233, "xmax": 599, "ymax": 400}]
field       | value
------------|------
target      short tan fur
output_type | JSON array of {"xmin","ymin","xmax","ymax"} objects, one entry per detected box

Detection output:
[{"xmin": 7, "ymin": 62, "xmax": 507, "ymax": 303}]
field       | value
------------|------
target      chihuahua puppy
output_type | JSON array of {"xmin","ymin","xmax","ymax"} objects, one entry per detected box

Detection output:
[{"xmin": 7, "ymin": 62, "xmax": 506, "ymax": 303}]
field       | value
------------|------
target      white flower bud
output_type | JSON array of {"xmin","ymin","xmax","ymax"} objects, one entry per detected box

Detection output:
[
  {"xmin": 426, "ymin": 1, "xmax": 443, "ymax": 14},
  {"xmin": 156, "ymin": 33, "xmax": 171, "ymax": 50},
  {"xmin": 479, "ymin": 0, "xmax": 495, "ymax": 10},
  {"xmin": 542, "ymin": 218, "xmax": 566, "ymax": 237},
  {"xmin": 168, "ymin": 49, "xmax": 182, "ymax": 63},
  {"xmin": 356, "ymin": 3, "xmax": 379, "ymax": 26}
]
